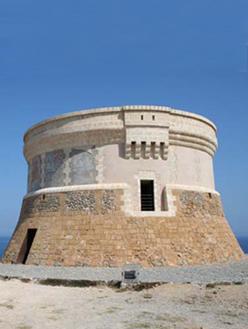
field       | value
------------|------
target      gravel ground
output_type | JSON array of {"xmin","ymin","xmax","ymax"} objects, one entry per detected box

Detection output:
[
  {"xmin": 0, "ymin": 257, "xmax": 248, "ymax": 285},
  {"xmin": 0, "ymin": 279, "xmax": 247, "ymax": 329}
]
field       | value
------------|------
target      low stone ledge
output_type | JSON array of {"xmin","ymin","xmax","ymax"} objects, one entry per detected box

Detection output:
[{"xmin": 0, "ymin": 258, "xmax": 247, "ymax": 287}]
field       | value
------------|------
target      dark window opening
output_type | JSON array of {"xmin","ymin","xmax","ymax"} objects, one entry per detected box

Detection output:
[
  {"xmin": 131, "ymin": 141, "xmax": 136, "ymax": 158},
  {"xmin": 16, "ymin": 229, "xmax": 37, "ymax": 264},
  {"xmin": 42, "ymin": 194, "xmax": 46, "ymax": 200},
  {"xmin": 208, "ymin": 193, "xmax": 212, "ymax": 199},
  {"xmin": 152, "ymin": 115, "xmax": 155, "ymax": 120},
  {"xmin": 141, "ymin": 115, "xmax": 144, "ymax": 120},
  {"xmin": 141, "ymin": 141, "xmax": 146, "ymax": 158},
  {"xmin": 160, "ymin": 142, "xmax": 165, "ymax": 157},
  {"xmin": 151, "ymin": 142, "xmax": 156, "ymax": 158},
  {"xmin": 140, "ymin": 180, "xmax": 155, "ymax": 211}
]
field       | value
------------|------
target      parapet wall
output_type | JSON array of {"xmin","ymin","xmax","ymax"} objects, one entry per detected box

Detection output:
[{"xmin": 24, "ymin": 106, "xmax": 217, "ymax": 160}]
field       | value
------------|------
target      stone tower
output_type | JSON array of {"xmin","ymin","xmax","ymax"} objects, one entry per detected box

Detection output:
[{"xmin": 3, "ymin": 105, "xmax": 243, "ymax": 266}]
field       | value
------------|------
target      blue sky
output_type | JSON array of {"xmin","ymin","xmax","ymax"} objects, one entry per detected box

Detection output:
[{"xmin": 0, "ymin": 0, "xmax": 248, "ymax": 236}]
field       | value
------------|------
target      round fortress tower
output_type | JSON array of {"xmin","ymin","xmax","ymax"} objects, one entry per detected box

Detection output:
[{"xmin": 3, "ymin": 105, "xmax": 243, "ymax": 266}]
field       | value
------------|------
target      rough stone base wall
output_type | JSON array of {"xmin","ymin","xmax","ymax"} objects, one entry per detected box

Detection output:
[{"xmin": 3, "ymin": 189, "xmax": 244, "ymax": 267}]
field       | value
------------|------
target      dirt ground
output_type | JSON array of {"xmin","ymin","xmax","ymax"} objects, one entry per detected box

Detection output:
[{"xmin": 0, "ymin": 280, "xmax": 247, "ymax": 329}]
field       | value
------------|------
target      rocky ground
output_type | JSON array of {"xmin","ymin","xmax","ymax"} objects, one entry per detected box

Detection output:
[{"xmin": 0, "ymin": 279, "xmax": 247, "ymax": 329}]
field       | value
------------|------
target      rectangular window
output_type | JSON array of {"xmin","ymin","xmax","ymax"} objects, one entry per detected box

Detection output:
[{"xmin": 140, "ymin": 180, "xmax": 155, "ymax": 211}]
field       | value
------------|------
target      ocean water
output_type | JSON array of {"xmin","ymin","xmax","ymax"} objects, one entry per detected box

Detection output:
[
  {"xmin": 0, "ymin": 237, "xmax": 10, "ymax": 258},
  {"xmin": 238, "ymin": 237, "xmax": 248, "ymax": 254},
  {"xmin": 0, "ymin": 236, "xmax": 248, "ymax": 259}
]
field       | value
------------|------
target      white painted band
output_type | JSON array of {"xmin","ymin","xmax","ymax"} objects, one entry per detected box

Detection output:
[{"xmin": 24, "ymin": 183, "xmax": 219, "ymax": 199}]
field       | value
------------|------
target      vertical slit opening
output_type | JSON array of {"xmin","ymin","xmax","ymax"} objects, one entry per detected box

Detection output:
[
  {"xmin": 160, "ymin": 142, "xmax": 165, "ymax": 157},
  {"xmin": 151, "ymin": 142, "xmax": 156, "ymax": 158},
  {"xmin": 131, "ymin": 141, "xmax": 136, "ymax": 158},
  {"xmin": 162, "ymin": 187, "xmax": 169, "ymax": 211},
  {"xmin": 141, "ymin": 141, "xmax": 146, "ymax": 158}
]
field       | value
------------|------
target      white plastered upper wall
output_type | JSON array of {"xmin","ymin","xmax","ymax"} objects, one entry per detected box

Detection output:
[{"xmin": 23, "ymin": 105, "xmax": 218, "ymax": 213}]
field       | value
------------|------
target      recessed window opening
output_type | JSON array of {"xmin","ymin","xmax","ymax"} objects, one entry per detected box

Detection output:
[
  {"xmin": 160, "ymin": 142, "xmax": 165, "ymax": 157},
  {"xmin": 152, "ymin": 115, "xmax": 155, "ymax": 120},
  {"xmin": 140, "ymin": 180, "xmax": 155, "ymax": 211},
  {"xmin": 141, "ymin": 141, "xmax": 146, "ymax": 158},
  {"xmin": 151, "ymin": 142, "xmax": 156, "ymax": 158},
  {"xmin": 42, "ymin": 194, "xmax": 46, "ymax": 200},
  {"xmin": 141, "ymin": 115, "xmax": 144, "ymax": 120},
  {"xmin": 131, "ymin": 141, "xmax": 136, "ymax": 158},
  {"xmin": 208, "ymin": 193, "xmax": 212, "ymax": 199},
  {"xmin": 162, "ymin": 187, "xmax": 169, "ymax": 211},
  {"xmin": 16, "ymin": 228, "xmax": 37, "ymax": 264}
]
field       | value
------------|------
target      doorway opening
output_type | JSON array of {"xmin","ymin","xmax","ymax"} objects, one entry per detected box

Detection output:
[
  {"xmin": 17, "ymin": 229, "xmax": 37, "ymax": 264},
  {"xmin": 140, "ymin": 180, "xmax": 155, "ymax": 211}
]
